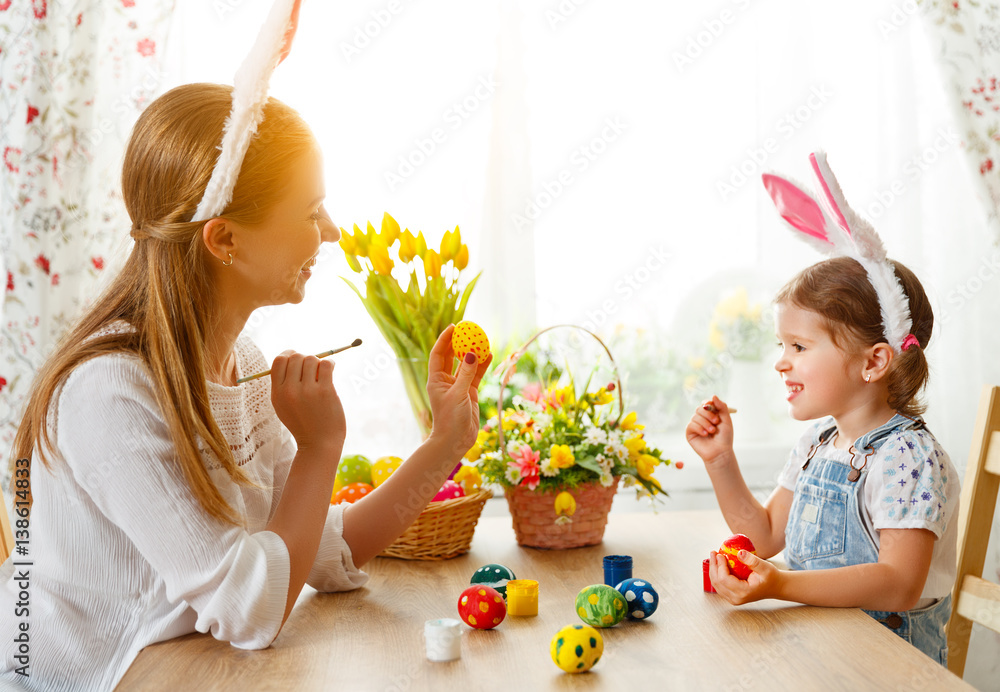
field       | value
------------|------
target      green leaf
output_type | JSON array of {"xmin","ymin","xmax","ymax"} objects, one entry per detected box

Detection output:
[
  {"xmin": 574, "ymin": 455, "xmax": 603, "ymax": 474},
  {"xmin": 455, "ymin": 272, "xmax": 481, "ymax": 321}
]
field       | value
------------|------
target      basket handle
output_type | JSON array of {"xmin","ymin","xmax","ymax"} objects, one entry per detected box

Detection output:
[{"xmin": 496, "ymin": 324, "xmax": 624, "ymax": 460}]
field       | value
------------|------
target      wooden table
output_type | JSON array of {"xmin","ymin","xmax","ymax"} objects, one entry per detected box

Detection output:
[{"xmin": 117, "ymin": 511, "xmax": 974, "ymax": 691}]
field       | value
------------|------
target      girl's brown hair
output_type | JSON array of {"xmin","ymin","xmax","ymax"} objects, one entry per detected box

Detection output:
[
  {"xmin": 774, "ymin": 256, "xmax": 933, "ymax": 416},
  {"xmin": 12, "ymin": 83, "xmax": 316, "ymax": 524}
]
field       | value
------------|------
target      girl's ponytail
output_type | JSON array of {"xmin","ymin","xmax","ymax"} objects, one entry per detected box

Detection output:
[{"xmin": 885, "ymin": 261, "xmax": 933, "ymax": 416}]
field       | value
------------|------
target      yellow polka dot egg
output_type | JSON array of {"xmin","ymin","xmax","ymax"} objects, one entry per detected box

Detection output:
[
  {"xmin": 451, "ymin": 321, "xmax": 490, "ymax": 363},
  {"xmin": 574, "ymin": 584, "xmax": 626, "ymax": 628},
  {"xmin": 371, "ymin": 456, "xmax": 403, "ymax": 488},
  {"xmin": 550, "ymin": 624, "xmax": 603, "ymax": 674}
]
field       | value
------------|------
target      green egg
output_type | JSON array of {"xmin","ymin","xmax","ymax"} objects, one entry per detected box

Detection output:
[
  {"xmin": 574, "ymin": 584, "xmax": 626, "ymax": 628},
  {"xmin": 470, "ymin": 563, "xmax": 516, "ymax": 598},
  {"xmin": 336, "ymin": 454, "xmax": 372, "ymax": 486}
]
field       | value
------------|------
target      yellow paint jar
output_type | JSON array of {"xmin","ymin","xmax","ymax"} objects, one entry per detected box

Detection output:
[{"xmin": 506, "ymin": 579, "xmax": 539, "ymax": 616}]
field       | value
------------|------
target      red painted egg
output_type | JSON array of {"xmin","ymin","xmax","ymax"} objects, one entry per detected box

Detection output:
[
  {"xmin": 719, "ymin": 534, "xmax": 757, "ymax": 581},
  {"xmin": 457, "ymin": 585, "xmax": 506, "ymax": 629}
]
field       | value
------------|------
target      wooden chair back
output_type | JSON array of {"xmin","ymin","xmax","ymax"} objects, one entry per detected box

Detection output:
[{"xmin": 947, "ymin": 384, "xmax": 1000, "ymax": 677}]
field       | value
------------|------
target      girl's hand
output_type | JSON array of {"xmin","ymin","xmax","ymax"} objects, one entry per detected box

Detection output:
[
  {"xmin": 270, "ymin": 350, "xmax": 347, "ymax": 454},
  {"xmin": 708, "ymin": 550, "xmax": 781, "ymax": 605},
  {"xmin": 426, "ymin": 325, "xmax": 492, "ymax": 459},
  {"xmin": 686, "ymin": 395, "xmax": 735, "ymax": 465}
]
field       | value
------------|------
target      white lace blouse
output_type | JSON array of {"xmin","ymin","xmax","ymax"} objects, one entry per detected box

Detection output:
[{"xmin": 0, "ymin": 334, "xmax": 367, "ymax": 691}]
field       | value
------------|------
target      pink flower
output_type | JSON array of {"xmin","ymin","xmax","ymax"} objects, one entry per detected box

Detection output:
[
  {"xmin": 520, "ymin": 382, "xmax": 543, "ymax": 404},
  {"xmin": 32, "ymin": 0, "xmax": 45, "ymax": 19},
  {"xmin": 136, "ymin": 38, "xmax": 155, "ymax": 57},
  {"xmin": 121, "ymin": 0, "xmax": 135, "ymax": 6},
  {"xmin": 981, "ymin": 159, "xmax": 994, "ymax": 175},
  {"xmin": 0, "ymin": 1, "xmax": 11, "ymax": 11},
  {"xmin": 0, "ymin": 377, "xmax": 7, "ymax": 393},
  {"xmin": 51, "ymin": 273, "xmax": 59, "ymax": 286},
  {"xmin": 6, "ymin": 271, "xmax": 13, "ymax": 292},
  {"xmin": 511, "ymin": 447, "xmax": 541, "ymax": 490},
  {"xmin": 91, "ymin": 256, "xmax": 104, "ymax": 270},
  {"xmin": 35, "ymin": 254, "xmax": 50, "ymax": 275},
  {"xmin": 26, "ymin": 105, "xmax": 39, "ymax": 124},
  {"xmin": 3, "ymin": 146, "xmax": 21, "ymax": 173},
  {"xmin": 76, "ymin": 13, "xmax": 82, "ymax": 26}
]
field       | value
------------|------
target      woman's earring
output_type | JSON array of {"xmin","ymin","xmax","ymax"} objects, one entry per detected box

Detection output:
[
  {"xmin": 864, "ymin": 373, "xmax": 871, "ymax": 383},
  {"xmin": 222, "ymin": 252, "xmax": 234, "ymax": 267}
]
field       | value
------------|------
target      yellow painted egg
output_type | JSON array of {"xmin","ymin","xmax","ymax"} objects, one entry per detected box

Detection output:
[
  {"xmin": 550, "ymin": 624, "xmax": 603, "ymax": 674},
  {"xmin": 453, "ymin": 465, "xmax": 482, "ymax": 494},
  {"xmin": 451, "ymin": 321, "xmax": 490, "ymax": 363},
  {"xmin": 371, "ymin": 456, "xmax": 403, "ymax": 488}
]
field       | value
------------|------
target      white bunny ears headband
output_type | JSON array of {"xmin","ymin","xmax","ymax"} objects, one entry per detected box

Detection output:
[
  {"xmin": 190, "ymin": 0, "xmax": 302, "ymax": 223},
  {"xmin": 761, "ymin": 152, "xmax": 918, "ymax": 354}
]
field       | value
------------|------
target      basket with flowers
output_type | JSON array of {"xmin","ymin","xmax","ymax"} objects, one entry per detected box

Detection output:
[{"xmin": 467, "ymin": 325, "xmax": 678, "ymax": 549}]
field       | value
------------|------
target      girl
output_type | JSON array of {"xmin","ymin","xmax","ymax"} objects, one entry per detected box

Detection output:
[
  {"xmin": 686, "ymin": 155, "xmax": 959, "ymax": 665},
  {"xmin": 0, "ymin": 49, "xmax": 489, "ymax": 692}
]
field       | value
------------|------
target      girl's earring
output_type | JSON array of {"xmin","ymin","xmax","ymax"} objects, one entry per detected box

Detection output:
[
  {"xmin": 864, "ymin": 373, "xmax": 871, "ymax": 384},
  {"xmin": 222, "ymin": 252, "xmax": 234, "ymax": 267}
]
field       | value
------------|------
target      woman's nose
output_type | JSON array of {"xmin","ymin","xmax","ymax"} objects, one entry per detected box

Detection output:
[{"xmin": 319, "ymin": 207, "xmax": 340, "ymax": 243}]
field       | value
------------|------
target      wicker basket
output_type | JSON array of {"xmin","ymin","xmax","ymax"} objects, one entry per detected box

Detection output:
[
  {"xmin": 378, "ymin": 487, "xmax": 492, "ymax": 560},
  {"xmin": 496, "ymin": 324, "xmax": 625, "ymax": 550},
  {"xmin": 505, "ymin": 477, "xmax": 620, "ymax": 549}
]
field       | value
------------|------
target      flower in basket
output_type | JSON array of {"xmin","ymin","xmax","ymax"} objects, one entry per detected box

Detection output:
[
  {"xmin": 707, "ymin": 286, "xmax": 772, "ymax": 362},
  {"xmin": 470, "ymin": 376, "xmax": 676, "ymax": 522},
  {"xmin": 340, "ymin": 213, "xmax": 480, "ymax": 437}
]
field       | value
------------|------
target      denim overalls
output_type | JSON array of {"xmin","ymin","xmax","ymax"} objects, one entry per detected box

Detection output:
[{"xmin": 784, "ymin": 414, "xmax": 952, "ymax": 665}]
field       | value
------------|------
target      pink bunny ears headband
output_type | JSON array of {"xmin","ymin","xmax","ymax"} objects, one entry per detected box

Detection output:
[
  {"xmin": 761, "ymin": 152, "xmax": 918, "ymax": 354},
  {"xmin": 190, "ymin": 0, "xmax": 302, "ymax": 223}
]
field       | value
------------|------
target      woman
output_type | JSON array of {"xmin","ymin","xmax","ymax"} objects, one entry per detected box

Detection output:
[{"xmin": 0, "ymin": 82, "xmax": 490, "ymax": 691}]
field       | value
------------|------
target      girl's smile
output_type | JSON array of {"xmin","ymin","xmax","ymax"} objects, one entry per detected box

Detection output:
[
  {"xmin": 773, "ymin": 302, "xmax": 861, "ymax": 422},
  {"xmin": 772, "ymin": 301, "xmax": 897, "ymax": 446}
]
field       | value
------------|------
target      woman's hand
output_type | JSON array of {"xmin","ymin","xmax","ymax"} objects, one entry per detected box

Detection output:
[
  {"xmin": 426, "ymin": 325, "xmax": 492, "ymax": 459},
  {"xmin": 269, "ymin": 350, "xmax": 346, "ymax": 454},
  {"xmin": 708, "ymin": 550, "xmax": 782, "ymax": 605},
  {"xmin": 686, "ymin": 395, "xmax": 735, "ymax": 465}
]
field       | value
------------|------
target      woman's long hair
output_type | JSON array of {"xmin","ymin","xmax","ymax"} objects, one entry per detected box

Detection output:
[{"xmin": 12, "ymin": 83, "xmax": 317, "ymax": 524}]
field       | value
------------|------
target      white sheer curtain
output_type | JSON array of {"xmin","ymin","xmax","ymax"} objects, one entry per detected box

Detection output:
[
  {"xmin": 167, "ymin": 2, "xmax": 998, "ymax": 681},
  {"xmin": 1, "ymin": 1, "xmax": 176, "ymax": 480},
  {"xmin": 165, "ymin": 0, "xmax": 999, "ymax": 453}
]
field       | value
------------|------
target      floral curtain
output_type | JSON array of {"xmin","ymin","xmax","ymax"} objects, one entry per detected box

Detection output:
[
  {"xmin": 0, "ymin": 0, "xmax": 176, "ymax": 494},
  {"xmin": 921, "ymin": 0, "xmax": 1000, "ymax": 241}
]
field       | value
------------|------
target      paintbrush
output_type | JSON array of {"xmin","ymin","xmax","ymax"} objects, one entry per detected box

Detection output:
[
  {"xmin": 236, "ymin": 338, "xmax": 363, "ymax": 384},
  {"xmin": 703, "ymin": 403, "xmax": 739, "ymax": 414}
]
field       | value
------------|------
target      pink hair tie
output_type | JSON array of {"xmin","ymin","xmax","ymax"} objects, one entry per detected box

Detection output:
[{"xmin": 901, "ymin": 334, "xmax": 920, "ymax": 351}]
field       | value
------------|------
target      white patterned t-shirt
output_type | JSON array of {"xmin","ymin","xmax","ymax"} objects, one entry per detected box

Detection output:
[{"xmin": 776, "ymin": 417, "xmax": 960, "ymax": 599}]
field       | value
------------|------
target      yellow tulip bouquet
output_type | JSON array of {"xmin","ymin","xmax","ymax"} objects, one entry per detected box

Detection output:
[{"xmin": 340, "ymin": 213, "xmax": 479, "ymax": 437}]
